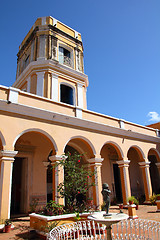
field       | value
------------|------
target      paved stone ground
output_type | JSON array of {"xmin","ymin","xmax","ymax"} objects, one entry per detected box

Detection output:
[{"xmin": 0, "ymin": 205, "xmax": 159, "ymax": 240}]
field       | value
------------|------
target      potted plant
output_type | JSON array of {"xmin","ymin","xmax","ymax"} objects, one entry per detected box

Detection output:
[
  {"xmin": 156, "ymin": 194, "xmax": 160, "ymax": 200},
  {"xmin": 119, "ymin": 204, "xmax": 123, "ymax": 209},
  {"xmin": 128, "ymin": 196, "xmax": 139, "ymax": 209},
  {"xmin": 156, "ymin": 194, "xmax": 160, "ymax": 212},
  {"xmin": 4, "ymin": 219, "xmax": 12, "ymax": 233},
  {"xmin": 149, "ymin": 193, "xmax": 157, "ymax": 205}
]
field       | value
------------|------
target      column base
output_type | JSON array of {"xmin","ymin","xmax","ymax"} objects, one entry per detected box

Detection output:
[
  {"xmin": 143, "ymin": 200, "xmax": 151, "ymax": 204},
  {"xmin": 129, "ymin": 215, "xmax": 138, "ymax": 219}
]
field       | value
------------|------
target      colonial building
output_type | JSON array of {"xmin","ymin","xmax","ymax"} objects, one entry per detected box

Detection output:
[{"xmin": 0, "ymin": 16, "xmax": 160, "ymax": 220}]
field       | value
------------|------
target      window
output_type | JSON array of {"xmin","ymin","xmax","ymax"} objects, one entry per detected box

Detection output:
[
  {"xmin": 60, "ymin": 84, "xmax": 74, "ymax": 105},
  {"xmin": 59, "ymin": 46, "xmax": 73, "ymax": 68},
  {"xmin": 24, "ymin": 55, "xmax": 30, "ymax": 68}
]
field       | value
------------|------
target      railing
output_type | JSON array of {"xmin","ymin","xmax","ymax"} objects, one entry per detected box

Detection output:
[{"xmin": 47, "ymin": 219, "xmax": 160, "ymax": 240}]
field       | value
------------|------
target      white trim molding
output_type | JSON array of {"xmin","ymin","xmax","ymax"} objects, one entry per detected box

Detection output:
[
  {"xmin": 76, "ymin": 107, "xmax": 82, "ymax": 118},
  {"xmin": 0, "ymin": 150, "xmax": 18, "ymax": 160},
  {"xmin": 49, "ymin": 155, "xmax": 67, "ymax": 163},
  {"xmin": 88, "ymin": 158, "xmax": 104, "ymax": 166},
  {"xmin": 8, "ymin": 87, "xmax": 20, "ymax": 104},
  {"xmin": 116, "ymin": 160, "xmax": 130, "ymax": 167},
  {"xmin": 138, "ymin": 161, "xmax": 150, "ymax": 168}
]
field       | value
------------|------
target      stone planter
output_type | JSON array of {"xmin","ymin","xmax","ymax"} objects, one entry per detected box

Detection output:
[{"xmin": 30, "ymin": 212, "xmax": 91, "ymax": 237}]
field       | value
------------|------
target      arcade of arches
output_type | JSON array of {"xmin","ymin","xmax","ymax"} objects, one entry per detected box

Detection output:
[{"xmin": 0, "ymin": 130, "xmax": 160, "ymax": 219}]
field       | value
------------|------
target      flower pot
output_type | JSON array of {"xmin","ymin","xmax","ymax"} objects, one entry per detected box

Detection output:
[
  {"xmin": 5, "ymin": 225, "xmax": 11, "ymax": 233},
  {"xmin": 129, "ymin": 200, "xmax": 133, "ymax": 205},
  {"xmin": 157, "ymin": 196, "xmax": 160, "ymax": 200},
  {"xmin": 119, "ymin": 204, "xmax": 123, "ymax": 209},
  {"xmin": 87, "ymin": 200, "xmax": 93, "ymax": 205},
  {"xmin": 136, "ymin": 205, "xmax": 139, "ymax": 210}
]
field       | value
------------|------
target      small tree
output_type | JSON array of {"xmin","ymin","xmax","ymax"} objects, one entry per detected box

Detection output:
[{"xmin": 56, "ymin": 152, "xmax": 96, "ymax": 212}]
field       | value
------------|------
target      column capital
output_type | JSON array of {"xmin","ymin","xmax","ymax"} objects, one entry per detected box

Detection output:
[
  {"xmin": 116, "ymin": 160, "xmax": 130, "ymax": 167},
  {"xmin": 138, "ymin": 161, "xmax": 150, "ymax": 168},
  {"xmin": 0, "ymin": 150, "xmax": 18, "ymax": 161},
  {"xmin": 36, "ymin": 71, "xmax": 45, "ymax": 77},
  {"xmin": 155, "ymin": 162, "xmax": 160, "ymax": 168},
  {"xmin": 49, "ymin": 155, "xmax": 67, "ymax": 165},
  {"xmin": 88, "ymin": 158, "xmax": 104, "ymax": 166},
  {"xmin": 42, "ymin": 161, "xmax": 50, "ymax": 169}
]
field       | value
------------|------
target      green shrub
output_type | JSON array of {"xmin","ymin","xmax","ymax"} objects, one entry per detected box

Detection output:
[
  {"xmin": 127, "ymin": 196, "xmax": 139, "ymax": 205},
  {"xmin": 149, "ymin": 193, "xmax": 156, "ymax": 205}
]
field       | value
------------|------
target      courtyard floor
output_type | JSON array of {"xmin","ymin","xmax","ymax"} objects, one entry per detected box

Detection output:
[{"xmin": 0, "ymin": 205, "xmax": 159, "ymax": 240}]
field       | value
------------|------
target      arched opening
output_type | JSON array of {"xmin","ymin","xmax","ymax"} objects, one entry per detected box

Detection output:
[
  {"xmin": 63, "ymin": 137, "xmax": 95, "ymax": 205},
  {"xmin": 100, "ymin": 143, "xmax": 123, "ymax": 203},
  {"xmin": 12, "ymin": 131, "xmax": 56, "ymax": 216},
  {"xmin": 127, "ymin": 147, "xmax": 145, "ymax": 201},
  {"xmin": 60, "ymin": 84, "xmax": 74, "ymax": 105},
  {"xmin": 148, "ymin": 149, "xmax": 160, "ymax": 194},
  {"xmin": 64, "ymin": 137, "xmax": 95, "ymax": 160},
  {"xmin": 59, "ymin": 46, "xmax": 73, "ymax": 68}
]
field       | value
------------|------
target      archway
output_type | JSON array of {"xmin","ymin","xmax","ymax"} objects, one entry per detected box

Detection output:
[
  {"xmin": 64, "ymin": 137, "xmax": 95, "ymax": 204},
  {"xmin": 148, "ymin": 149, "xmax": 160, "ymax": 194},
  {"xmin": 12, "ymin": 130, "xmax": 56, "ymax": 216},
  {"xmin": 64, "ymin": 136, "xmax": 96, "ymax": 159},
  {"xmin": 127, "ymin": 147, "xmax": 145, "ymax": 201},
  {"xmin": 100, "ymin": 143, "xmax": 123, "ymax": 203}
]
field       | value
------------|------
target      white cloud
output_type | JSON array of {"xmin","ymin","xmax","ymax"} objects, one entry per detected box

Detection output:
[{"xmin": 147, "ymin": 111, "xmax": 160, "ymax": 122}]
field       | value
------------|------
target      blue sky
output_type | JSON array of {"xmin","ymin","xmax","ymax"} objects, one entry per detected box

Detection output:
[{"xmin": 1, "ymin": 0, "xmax": 160, "ymax": 126}]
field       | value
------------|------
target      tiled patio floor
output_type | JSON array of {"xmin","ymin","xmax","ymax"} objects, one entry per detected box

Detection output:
[{"xmin": 0, "ymin": 205, "xmax": 159, "ymax": 240}]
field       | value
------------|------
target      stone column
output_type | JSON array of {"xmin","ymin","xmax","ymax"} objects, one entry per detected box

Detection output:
[
  {"xmin": 36, "ymin": 72, "xmax": 45, "ymax": 97},
  {"xmin": 27, "ymin": 77, "xmax": 31, "ymax": 93},
  {"xmin": 0, "ymin": 150, "xmax": 17, "ymax": 220},
  {"xmin": 75, "ymin": 47, "xmax": 80, "ymax": 71},
  {"xmin": 138, "ymin": 161, "xmax": 152, "ymax": 203},
  {"xmin": 51, "ymin": 73, "xmax": 58, "ymax": 101},
  {"xmin": 155, "ymin": 162, "xmax": 160, "ymax": 176},
  {"xmin": 88, "ymin": 158, "xmax": 104, "ymax": 209},
  {"xmin": 117, "ymin": 160, "xmax": 131, "ymax": 205},
  {"xmin": 76, "ymin": 83, "xmax": 83, "ymax": 118},
  {"xmin": 49, "ymin": 155, "xmax": 67, "ymax": 205},
  {"xmin": 30, "ymin": 39, "xmax": 35, "ymax": 62},
  {"xmin": 42, "ymin": 161, "xmax": 50, "ymax": 204}
]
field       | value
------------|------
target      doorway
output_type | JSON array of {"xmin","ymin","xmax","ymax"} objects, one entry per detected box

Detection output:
[
  {"xmin": 113, "ymin": 163, "xmax": 122, "ymax": 202},
  {"xmin": 11, "ymin": 157, "xmax": 28, "ymax": 215},
  {"xmin": 149, "ymin": 155, "xmax": 160, "ymax": 194}
]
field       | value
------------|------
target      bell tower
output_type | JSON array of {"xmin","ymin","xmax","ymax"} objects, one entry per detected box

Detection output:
[{"xmin": 13, "ymin": 16, "xmax": 88, "ymax": 112}]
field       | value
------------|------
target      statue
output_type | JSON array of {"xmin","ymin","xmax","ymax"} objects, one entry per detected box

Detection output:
[{"xmin": 101, "ymin": 183, "xmax": 111, "ymax": 215}]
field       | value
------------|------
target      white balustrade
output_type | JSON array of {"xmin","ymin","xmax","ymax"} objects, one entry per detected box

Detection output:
[{"xmin": 47, "ymin": 219, "xmax": 160, "ymax": 240}]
